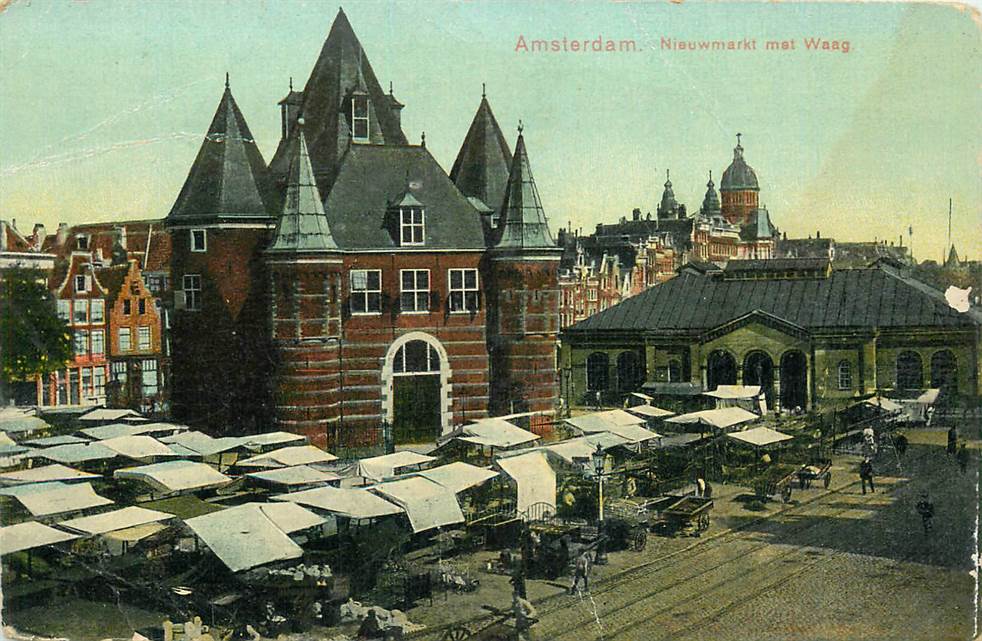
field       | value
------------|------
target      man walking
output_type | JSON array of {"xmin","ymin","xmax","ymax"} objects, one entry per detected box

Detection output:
[
  {"xmin": 859, "ymin": 457, "xmax": 875, "ymax": 494},
  {"xmin": 956, "ymin": 443, "xmax": 970, "ymax": 474},
  {"xmin": 947, "ymin": 426, "xmax": 958, "ymax": 458},
  {"xmin": 916, "ymin": 493, "xmax": 935, "ymax": 534},
  {"xmin": 569, "ymin": 549, "xmax": 593, "ymax": 594}
]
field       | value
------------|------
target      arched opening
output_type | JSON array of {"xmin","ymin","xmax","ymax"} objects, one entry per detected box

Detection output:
[
  {"xmin": 706, "ymin": 350, "xmax": 737, "ymax": 391},
  {"xmin": 586, "ymin": 352, "xmax": 609, "ymax": 392},
  {"xmin": 387, "ymin": 337, "xmax": 446, "ymax": 444},
  {"xmin": 668, "ymin": 360, "xmax": 682, "ymax": 383},
  {"xmin": 743, "ymin": 351, "xmax": 775, "ymax": 407},
  {"xmin": 780, "ymin": 350, "xmax": 807, "ymax": 411},
  {"xmin": 616, "ymin": 351, "xmax": 643, "ymax": 394},
  {"xmin": 896, "ymin": 351, "xmax": 923, "ymax": 390},
  {"xmin": 930, "ymin": 350, "xmax": 957, "ymax": 395}
]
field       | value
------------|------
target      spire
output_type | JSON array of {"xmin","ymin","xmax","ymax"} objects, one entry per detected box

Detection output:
[
  {"xmin": 701, "ymin": 170, "xmax": 721, "ymax": 217},
  {"xmin": 657, "ymin": 168, "xmax": 679, "ymax": 219},
  {"xmin": 494, "ymin": 124, "xmax": 556, "ymax": 250},
  {"xmin": 225, "ymin": 72, "xmax": 230, "ymax": 89},
  {"xmin": 450, "ymin": 90, "xmax": 513, "ymax": 211},
  {"xmin": 735, "ymin": 133, "xmax": 743, "ymax": 158},
  {"xmin": 268, "ymin": 118, "xmax": 338, "ymax": 252},
  {"xmin": 167, "ymin": 82, "xmax": 274, "ymax": 225}
]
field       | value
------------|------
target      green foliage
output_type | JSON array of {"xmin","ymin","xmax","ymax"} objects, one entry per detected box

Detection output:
[{"xmin": 0, "ymin": 268, "xmax": 73, "ymax": 382}]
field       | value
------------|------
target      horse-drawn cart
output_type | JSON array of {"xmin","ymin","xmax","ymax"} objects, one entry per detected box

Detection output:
[{"xmin": 655, "ymin": 495, "xmax": 714, "ymax": 535}]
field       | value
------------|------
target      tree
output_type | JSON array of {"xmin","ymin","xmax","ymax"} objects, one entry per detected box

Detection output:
[{"xmin": 0, "ymin": 268, "xmax": 73, "ymax": 401}]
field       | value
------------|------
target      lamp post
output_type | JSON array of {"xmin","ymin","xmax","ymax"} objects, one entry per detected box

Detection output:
[{"xmin": 591, "ymin": 444, "xmax": 608, "ymax": 565}]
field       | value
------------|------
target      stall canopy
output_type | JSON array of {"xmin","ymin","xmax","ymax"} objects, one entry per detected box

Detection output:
[
  {"xmin": 703, "ymin": 385, "xmax": 767, "ymax": 414},
  {"xmin": 159, "ymin": 431, "xmax": 248, "ymax": 457},
  {"xmin": 237, "ymin": 445, "xmax": 337, "ymax": 469},
  {"xmin": 25, "ymin": 435, "xmax": 90, "ymax": 447},
  {"xmin": 78, "ymin": 408, "xmax": 141, "ymax": 422},
  {"xmin": 541, "ymin": 433, "xmax": 629, "ymax": 464},
  {"xmin": 0, "ymin": 521, "xmax": 79, "ymax": 555},
  {"xmin": 104, "ymin": 522, "xmax": 169, "ymax": 544},
  {"xmin": 415, "ymin": 462, "xmax": 499, "ymax": 493},
  {"xmin": 625, "ymin": 405, "xmax": 676, "ymax": 420},
  {"xmin": 0, "ymin": 463, "xmax": 100, "ymax": 486},
  {"xmin": 357, "ymin": 451, "xmax": 436, "ymax": 482},
  {"xmin": 665, "ymin": 407, "xmax": 759, "ymax": 431},
  {"xmin": 0, "ymin": 414, "xmax": 49, "ymax": 435},
  {"xmin": 115, "ymin": 460, "xmax": 232, "ymax": 494},
  {"xmin": 79, "ymin": 423, "xmax": 145, "ymax": 440},
  {"xmin": 0, "ymin": 481, "xmax": 113, "ymax": 516},
  {"xmin": 240, "ymin": 432, "xmax": 307, "ymax": 451},
  {"xmin": 273, "ymin": 486, "xmax": 404, "ymax": 520},
  {"xmin": 371, "ymin": 477, "xmax": 465, "ymax": 533},
  {"xmin": 127, "ymin": 422, "xmax": 190, "ymax": 438},
  {"xmin": 859, "ymin": 396, "xmax": 903, "ymax": 413},
  {"xmin": 726, "ymin": 427, "xmax": 793, "ymax": 448},
  {"xmin": 32, "ymin": 442, "xmax": 119, "ymax": 465},
  {"xmin": 185, "ymin": 505, "xmax": 304, "ymax": 572},
  {"xmin": 245, "ymin": 465, "xmax": 340, "ymax": 488},
  {"xmin": 496, "ymin": 451, "xmax": 556, "ymax": 518},
  {"xmin": 446, "ymin": 418, "xmax": 540, "ymax": 449},
  {"xmin": 232, "ymin": 502, "xmax": 325, "ymax": 534},
  {"xmin": 98, "ymin": 435, "xmax": 181, "ymax": 461},
  {"xmin": 59, "ymin": 506, "xmax": 173, "ymax": 536},
  {"xmin": 566, "ymin": 413, "xmax": 659, "ymax": 444}
]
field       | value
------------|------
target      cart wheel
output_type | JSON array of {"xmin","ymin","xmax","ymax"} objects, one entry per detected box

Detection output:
[
  {"xmin": 442, "ymin": 625, "xmax": 472, "ymax": 640},
  {"xmin": 698, "ymin": 513, "xmax": 710, "ymax": 531},
  {"xmin": 634, "ymin": 530, "xmax": 647, "ymax": 552},
  {"xmin": 782, "ymin": 486, "xmax": 793, "ymax": 503},
  {"xmin": 824, "ymin": 473, "xmax": 832, "ymax": 489}
]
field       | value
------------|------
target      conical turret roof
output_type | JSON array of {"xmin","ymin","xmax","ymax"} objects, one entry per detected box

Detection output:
[
  {"xmin": 701, "ymin": 171, "xmax": 721, "ymax": 216},
  {"xmin": 450, "ymin": 91, "xmax": 513, "ymax": 211},
  {"xmin": 268, "ymin": 120, "xmax": 338, "ymax": 253},
  {"xmin": 167, "ymin": 79, "xmax": 275, "ymax": 225},
  {"xmin": 494, "ymin": 126, "xmax": 557, "ymax": 250},
  {"xmin": 657, "ymin": 170, "xmax": 679, "ymax": 218}
]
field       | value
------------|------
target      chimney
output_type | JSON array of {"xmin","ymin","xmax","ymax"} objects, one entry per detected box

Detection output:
[
  {"xmin": 32, "ymin": 224, "xmax": 46, "ymax": 251},
  {"xmin": 114, "ymin": 225, "xmax": 127, "ymax": 250},
  {"xmin": 816, "ymin": 230, "xmax": 821, "ymax": 239},
  {"xmin": 632, "ymin": 208, "xmax": 641, "ymax": 221},
  {"xmin": 55, "ymin": 223, "xmax": 69, "ymax": 246}
]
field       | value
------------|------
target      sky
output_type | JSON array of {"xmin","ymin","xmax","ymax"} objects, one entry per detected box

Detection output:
[{"xmin": 1, "ymin": 0, "xmax": 980, "ymax": 262}]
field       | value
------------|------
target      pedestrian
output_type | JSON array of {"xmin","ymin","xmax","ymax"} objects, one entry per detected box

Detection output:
[
  {"xmin": 859, "ymin": 457, "xmax": 875, "ymax": 494},
  {"xmin": 956, "ymin": 443, "xmax": 970, "ymax": 474},
  {"xmin": 947, "ymin": 426, "xmax": 958, "ymax": 457},
  {"xmin": 696, "ymin": 477, "xmax": 706, "ymax": 498},
  {"xmin": 894, "ymin": 433, "xmax": 909, "ymax": 458},
  {"xmin": 569, "ymin": 549, "xmax": 592, "ymax": 594},
  {"xmin": 915, "ymin": 493, "xmax": 935, "ymax": 534},
  {"xmin": 594, "ymin": 390, "xmax": 602, "ymax": 410},
  {"xmin": 513, "ymin": 590, "xmax": 539, "ymax": 641}
]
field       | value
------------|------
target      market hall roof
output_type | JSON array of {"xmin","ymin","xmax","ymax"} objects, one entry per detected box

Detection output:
[
  {"xmin": 566, "ymin": 266, "xmax": 981, "ymax": 335},
  {"xmin": 450, "ymin": 92, "xmax": 513, "ymax": 213}
]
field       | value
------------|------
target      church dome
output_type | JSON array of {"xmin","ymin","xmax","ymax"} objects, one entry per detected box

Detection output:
[{"xmin": 720, "ymin": 134, "xmax": 759, "ymax": 192}]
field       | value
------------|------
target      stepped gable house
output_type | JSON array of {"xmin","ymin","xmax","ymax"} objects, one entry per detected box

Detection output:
[{"xmin": 165, "ymin": 9, "xmax": 561, "ymax": 445}]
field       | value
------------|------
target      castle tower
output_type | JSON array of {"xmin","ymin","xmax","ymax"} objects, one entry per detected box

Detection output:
[
  {"xmin": 165, "ymin": 76, "xmax": 277, "ymax": 432},
  {"xmin": 720, "ymin": 134, "xmax": 760, "ymax": 225},
  {"xmin": 487, "ymin": 124, "xmax": 562, "ymax": 431},
  {"xmin": 265, "ymin": 119, "xmax": 343, "ymax": 447}
]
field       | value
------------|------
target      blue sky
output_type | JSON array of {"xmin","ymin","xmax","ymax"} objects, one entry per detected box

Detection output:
[{"xmin": 1, "ymin": 1, "xmax": 979, "ymax": 261}]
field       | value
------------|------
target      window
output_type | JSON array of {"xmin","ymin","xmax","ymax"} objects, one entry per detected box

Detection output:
[
  {"xmin": 587, "ymin": 289, "xmax": 598, "ymax": 302},
  {"xmin": 69, "ymin": 369, "xmax": 79, "ymax": 404},
  {"xmin": 351, "ymin": 93, "xmax": 369, "ymax": 141},
  {"xmin": 90, "ymin": 299, "xmax": 104, "ymax": 323},
  {"xmin": 896, "ymin": 351, "xmax": 923, "ymax": 390},
  {"xmin": 400, "ymin": 208, "xmax": 424, "ymax": 246},
  {"xmin": 183, "ymin": 274, "xmax": 201, "ymax": 311},
  {"xmin": 141, "ymin": 359, "xmax": 158, "ymax": 396},
  {"xmin": 837, "ymin": 360, "xmax": 852, "ymax": 390},
  {"xmin": 75, "ymin": 274, "xmax": 88, "ymax": 292},
  {"xmin": 393, "ymin": 340, "xmax": 440, "ymax": 374},
  {"xmin": 57, "ymin": 300, "xmax": 70, "ymax": 322},
  {"xmin": 668, "ymin": 360, "xmax": 682, "ymax": 383},
  {"xmin": 400, "ymin": 269, "xmax": 430, "ymax": 313},
  {"xmin": 350, "ymin": 269, "xmax": 381, "ymax": 314},
  {"xmin": 123, "ymin": 299, "xmax": 131, "ymax": 315},
  {"xmin": 190, "ymin": 229, "xmax": 207, "ymax": 252},
  {"xmin": 56, "ymin": 370, "xmax": 67, "ymax": 405},
  {"xmin": 119, "ymin": 327, "xmax": 131, "ymax": 352},
  {"xmin": 449, "ymin": 269, "xmax": 479, "ymax": 313},
  {"xmin": 617, "ymin": 351, "xmax": 643, "ymax": 393},
  {"xmin": 91, "ymin": 330, "xmax": 104, "ymax": 356},
  {"xmin": 82, "ymin": 367, "xmax": 92, "ymax": 396},
  {"xmin": 73, "ymin": 330, "xmax": 88, "ymax": 355},
  {"xmin": 72, "ymin": 300, "xmax": 88, "ymax": 324},
  {"xmin": 587, "ymin": 352, "xmax": 610, "ymax": 391},
  {"xmin": 76, "ymin": 235, "xmax": 89, "ymax": 250},
  {"xmin": 94, "ymin": 368, "xmax": 105, "ymax": 397},
  {"xmin": 138, "ymin": 298, "xmax": 146, "ymax": 315},
  {"xmin": 138, "ymin": 326, "xmax": 151, "ymax": 351},
  {"xmin": 112, "ymin": 361, "xmax": 127, "ymax": 386}
]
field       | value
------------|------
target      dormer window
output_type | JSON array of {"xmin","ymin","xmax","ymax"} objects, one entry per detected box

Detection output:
[
  {"xmin": 190, "ymin": 229, "xmax": 207, "ymax": 252},
  {"xmin": 76, "ymin": 235, "xmax": 89, "ymax": 250},
  {"xmin": 400, "ymin": 207, "xmax": 424, "ymax": 246},
  {"xmin": 351, "ymin": 92, "xmax": 369, "ymax": 142}
]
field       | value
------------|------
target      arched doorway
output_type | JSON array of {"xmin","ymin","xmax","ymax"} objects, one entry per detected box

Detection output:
[
  {"xmin": 896, "ymin": 351, "xmax": 923, "ymax": 390},
  {"xmin": 616, "ymin": 351, "xmax": 643, "ymax": 394},
  {"xmin": 384, "ymin": 333, "xmax": 450, "ymax": 444},
  {"xmin": 586, "ymin": 352, "xmax": 610, "ymax": 393},
  {"xmin": 930, "ymin": 350, "xmax": 957, "ymax": 395},
  {"xmin": 706, "ymin": 350, "xmax": 737, "ymax": 391},
  {"xmin": 780, "ymin": 350, "xmax": 807, "ymax": 411},
  {"xmin": 743, "ymin": 351, "xmax": 775, "ymax": 407}
]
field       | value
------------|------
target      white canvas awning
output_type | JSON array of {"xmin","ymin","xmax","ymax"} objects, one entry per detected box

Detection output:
[
  {"xmin": 79, "ymin": 423, "xmax": 145, "ymax": 440},
  {"xmin": 128, "ymin": 422, "xmax": 190, "ymax": 437},
  {"xmin": 240, "ymin": 432, "xmax": 307, "ymax": 451},
  {"xmin": 237, "ymin": 445, "xmax": 337, "ymax": 469},
  {"xmin": 159, "ymin": 431, "xmax": 248, "ymax": 457},
  {"xmin": 78, "ymin": 408, "xmax": 141, "ymax": 422},
  {"xmin": 0, "ymin": 415, "xmax": 49, "ymax": 434},
  {"xmin": 726, "ymin": 427, "xmax": 793, "ymax": 448},
  {"xmin": 236, "ymin": 502, "xmax": 326, "ymax": 534},
  {"xmin": 246, "ymin": 465, "xmax": 340, "ymax": 487},
  {"xmin": 99, "ymin": 435, "xmax": 181, "ymax": 461},
  {"xmin": 541, "ymin": 433, "xmax": 630, "ymax": 464},
  {"xmin": 25, "ymin": 435, "xmax": 90, "ymax": 447},
  {"xmin": 357, "ymin": 451, "xmax": 436, "ymax": 482},
  {"xmin": 703, "ymin": 385, "xmax": 762, "ymax": 400},
  {"xmin": 566, "ymin": 410, "xmax": 646, "ymax": 434},
  {"xmin": 665, "ymin": 407, "xmax": 759, "ymax": 431},
  {"xmin": 861, "ymin": 397, "xmax": 903, "ymax": 413},
  {"xmin": 103, "ymin": 522, "xmax": 169, "ymax": 544},
  {"xmin": 452, "ymin": 418, "xmax": 540, "ymax": 449},
  {"xmin": 59, "ymin": 506, "xmax": 173, "ymax": 536},
  {"xmin": 916, "ymin": 389, "xmax": 940, "ymax": 405},
  {"xmin": 33, "ymin": 442, "xmax": 119, "ymax": 464},
  {"xmin": 0, "ymin": 463, "xmax": 100, "ymax": 486},
  {"xmin": 371, "ymin": 477, "xmax": 465, "ymax": 533},
  {"xmin": 0, "ymin": 521, "xmax": 79, "ymax": 555},
  {"xmin": 115, "ymin": 460, "xmax": 232, "ymax": 494},
  {"xmin": 273, "ymin": 486, "xmax": 404, "ymax": 520},
  {"xmin": 416, "ymin": 462, "xmax": 499, "ymax": 493},
  {"xmin": 1, "ymin": 481, "xmax": 113, "ymax": 517},
  {"xmin": 185, "ymin": 505, "xmax": 303, "ymax": 572},
  {"xmin": 625, "ymin": 405, "xmax": 675, "ymax": 419},
  {"xmin": 496, "ymin": 452, "xmax": 556, "ymax": 518}
]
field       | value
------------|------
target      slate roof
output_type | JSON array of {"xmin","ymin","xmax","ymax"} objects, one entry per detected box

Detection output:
[
  {"xmin": 450, "ymin": 96, "xmax": 513, "ymax": 213},
  {"xmin": 322, "ymin": 145, "xmax": 486, "ymax": 250},
  {"xmin": 167, "ymin": 82, "xmax": 275, "ymax": 225},
  {"xmin": 493, "ymin": 130, "xmax": 558, "ymax": 250},
  {"xmin": 740, "ymin": 208, "xmax": 777, "ymax": 241},
  {"xmin": 720, "ymin": 137, "xmax": 759, "ymax": 191},
  {"xmin": 701, "ymin": 172, "xmax": 722, "ymax": 216},
  {"xmin": 566, "ymin": 267, "xmax": 980, "ymax": 334},
  {"xmin": 724, "ymin": 258, "xmax": 829, "ymax": 274},
  {"xmin": 657, "ymin": 170, "xmax": 679, "ymax": 218}
]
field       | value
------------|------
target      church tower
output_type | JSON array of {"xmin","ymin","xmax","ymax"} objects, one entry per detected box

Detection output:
[
  {"xmin": 720, "ymin": 134, "xmax": 760, "ymax": 225},
  {"xmin": 487, "ymin": 124, "xmax": 562, "ymax": 432}
]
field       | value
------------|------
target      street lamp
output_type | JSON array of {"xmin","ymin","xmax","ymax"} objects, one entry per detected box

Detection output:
[{"xmin": 591, "ymin": 444, "xmax": 608, "ymax": 565}]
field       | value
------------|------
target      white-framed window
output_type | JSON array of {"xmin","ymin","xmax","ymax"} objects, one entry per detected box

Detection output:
[
  {"xmin": 76, "ymin": 235, "xmax": 89, "ymax": 250},
  {"xmin": 90, "ymin": 299, "xmax": 104, "ymax": 323},
  {"xmin": 138, "ymin": 326, "xmax": 151, "ymax": 351},
  {"xmin": 75, "ymin": 274, "xmax": 88, "ymax": 292},
  {"xmin": 837, "ymin": 360, "xmax": 853, "ymax": 390},
  {"xmin": 82, "ymin": 367, "xmax": 92, "ymax": 396},
  {"xmin": 587, "ymin": 289, "xmax": 598, "ymax": 302},
  {"xmin": 141, "ymin": 359, "xmax": 158, "ymax": 396},
  {"xmin": 400, "ymin": 208, "xmax": 424, "ymax": 246},
  {"xmin": 91, "ymin": 330, "xmax": 105, "ymax": 356},
  {"xmin": 351, "ymin": 94, "xmax": 369, "ymax": 141},
  {"xmin": 400, "ymin": 269, "xmax": 430, "ymax": 313},
  {"xmin": 57, "ymin": 300, "xmax": 70, "ymax": 322},
  {"xmin": 183, "ymin": 274, "xmax": 201, "ymax": 311},
  {"xmin": 449, "ymin": 268, "xmax": 479, "ymax": 313},
  {"xmin": 72, "ymin": 300, "xmax": 88, "ymax": 324},
  {"xmin": 349, "ymin": 269, "xmax": 381, "ymax": 314},
  {"xmin": 73, "ymin": 330, "xmax": 88, "ymax": 355},
  {"xmin": 190, "ymin": 229, "xmax": 207, "ymax": 252},
  {"xmin": 112, "ymin": 361, "xmax": 127, "ymax": 385},
  {"xmin": 119, "ymin": 327, "xmax": 131, "ymax": 352},
  {"xmin": 94, "ymin": 367, "xmax": 105, "ymax": 397}
]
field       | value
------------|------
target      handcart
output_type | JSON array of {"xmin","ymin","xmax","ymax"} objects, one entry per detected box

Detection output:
[
  {"xmin": 656, "ymin": 495, "xmax": 714, "ymax": 535},
  {"xmin": 797, "ymin": 458, "xmax": 832, "ymax": 490}
]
